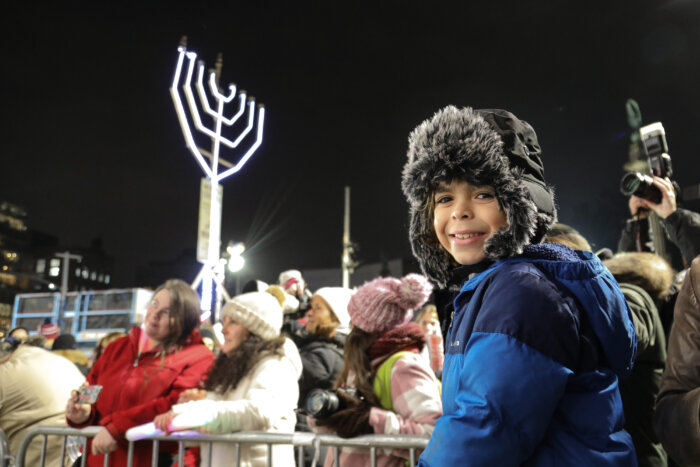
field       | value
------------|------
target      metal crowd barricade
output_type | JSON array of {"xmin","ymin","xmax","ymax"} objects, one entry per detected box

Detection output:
[
  {"xmin": 315, "ymin": 433, "xmax": 429, "ymax": 467},
  {"xmin": 13, "ymin": 426, "xmax": 430, "ymax": 467},
  {"xmin": 0, "ymin": 428, "xmax": 11, "ymax": 467},
  {"xmin": 14, "ymin": 425, "xmax": 102, "ymax": 467}
]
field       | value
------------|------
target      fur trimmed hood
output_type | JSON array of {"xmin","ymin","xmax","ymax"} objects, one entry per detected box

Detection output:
[{"xmin": 402, "ymin": 106, "xmax": 557, "ymax": 288}]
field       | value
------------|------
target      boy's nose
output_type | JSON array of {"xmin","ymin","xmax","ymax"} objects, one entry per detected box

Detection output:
[{"xmin": 451, "ymin": 201, "xmax": 472, "ymax": 219}]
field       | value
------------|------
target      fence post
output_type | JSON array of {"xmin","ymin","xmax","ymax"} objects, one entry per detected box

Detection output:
[{"xmin": 0, "ymin": 429, "xmax": 11, "ymax": 467}]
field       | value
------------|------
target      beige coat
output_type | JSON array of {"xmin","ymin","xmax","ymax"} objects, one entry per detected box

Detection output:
[{"xmin": 0, "ymin": 345, "xmax": 85, "ymax": 466}]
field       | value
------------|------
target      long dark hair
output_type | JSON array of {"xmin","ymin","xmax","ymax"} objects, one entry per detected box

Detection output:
[
  {"xmin": 154, "ymin": 279, "xmax": 201, "ymax": 350},
  {"xmin": 205, "ymin": 333, "xmax": 286, "ymax": 394},
  {"xmin": 334, "ymin": 327, "xmax": 380, "ymax": 406}
]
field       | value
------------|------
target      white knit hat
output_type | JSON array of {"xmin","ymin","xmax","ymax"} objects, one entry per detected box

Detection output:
[
  {"xmin": 221, "ymin": 291, "xmax": 283, "ymax": 340},
  {"xmin": 313, "ymin": 287, "xmax": 353, "ymax": 335}
]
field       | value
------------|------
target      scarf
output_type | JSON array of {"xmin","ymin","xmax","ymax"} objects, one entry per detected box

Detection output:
[{"xmin": 367, "ymin": 322, "xmax": 426, "ymax": 362}]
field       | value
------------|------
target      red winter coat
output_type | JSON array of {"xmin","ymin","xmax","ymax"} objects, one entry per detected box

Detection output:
[{"xmin": 67, "ymin": 326, "xmax": 214, "ymax": 467}]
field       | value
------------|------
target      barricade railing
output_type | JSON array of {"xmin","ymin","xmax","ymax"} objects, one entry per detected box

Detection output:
[
  {"xmin": 14, "ymin": 425, "xmax": 102, "ymax": 467},
  {"xmin": 12, "ymin": 426, "xmax": 430, "ymax": 467},
  {"xmin": 0, "ymin": 428, "xmax": 11, "ymax": 467}
]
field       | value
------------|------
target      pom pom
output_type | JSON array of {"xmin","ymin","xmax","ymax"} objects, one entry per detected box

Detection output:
[
  {"xmin": 265, "ymin": 285, "xmax": 300, "ymax": 315},
  {"xmin": 265, "ymin": 285, "xmax": 286, "ymax": 306},
  {"xmin": 397, "ymin": 274, "xmax": 433, "ymax": 309}
]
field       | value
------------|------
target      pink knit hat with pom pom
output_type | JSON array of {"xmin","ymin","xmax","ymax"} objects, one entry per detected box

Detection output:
[{"xmin": 348, "ymin": 274, "xmax": 433, "ymax": 333}]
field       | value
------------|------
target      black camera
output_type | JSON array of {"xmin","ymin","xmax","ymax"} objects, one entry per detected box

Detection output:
[
  {"xmin": 304, "ymin": 387, "xmax": 359, "ymax": 418},
  {"xmin": 620, "ymin": 122, "xmax": 673, "ymax": 204}
]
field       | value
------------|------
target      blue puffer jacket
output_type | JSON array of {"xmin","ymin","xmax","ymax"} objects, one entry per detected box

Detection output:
[{"xmin": 419, "ymin": 243, "xmax": 638, "ymax": 466}]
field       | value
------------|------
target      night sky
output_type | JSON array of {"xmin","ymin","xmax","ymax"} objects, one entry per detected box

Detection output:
[{"xmin": 3, "ymin": 1, "xmax": 700, "ymax": 288}]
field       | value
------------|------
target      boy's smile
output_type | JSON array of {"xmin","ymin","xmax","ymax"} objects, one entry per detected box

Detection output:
[{"xmin": 433, "ymin": 179, "xmax": 508, "ymax": 265}]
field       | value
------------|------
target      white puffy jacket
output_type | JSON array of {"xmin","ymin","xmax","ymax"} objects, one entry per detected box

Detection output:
[{"xmin": 172, "ymin": 338, "xmax": 302, "ymax": 467}]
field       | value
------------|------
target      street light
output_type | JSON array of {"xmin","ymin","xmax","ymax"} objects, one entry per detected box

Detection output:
[{"xmin": 227, "ymin": 242, "xmax": 245, "ymax": 273}]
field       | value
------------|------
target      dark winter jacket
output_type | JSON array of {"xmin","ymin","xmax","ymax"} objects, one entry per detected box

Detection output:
[
  {"xmin": 618, "ymin": 283, "xmax": 668, "ymax": 467},
  {"xmin": 67, "ymin": 326, "xmax": 214, "ymax": 467},
  {"xmin": 654, "ymin": 256, "xmax": 700, "ymax": 465},
  {"xmin": 418, "ymin": 243, "xmax": 638, "ymax": 466},
  {"xmin": 286, "ymin": 320, "xmax": 346, "ymax": 408},
  {"xmin": 297, "ymin": 337, "xmax": 344, "ymax": 405},
  {"xmin": 619, "ymin": 208, "xmax": 700, "ymax": 268}
]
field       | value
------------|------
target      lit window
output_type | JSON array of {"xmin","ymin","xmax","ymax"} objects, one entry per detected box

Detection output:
[
  {"xmin": 98, "ymin": 274, "xmax": 104, "ymax": 282},
  {"xmin": 36, "ymin": 259, "xmax": 46, "ymax": 273},
  {"xmin": 3, "ymin": 251, "xmax": 18, "ymax": 262},
  {"xmin": 75, "ymin": 267, "xmax": 81, "ymax": 277},
  {"xmin": 105, "ymin": 275, "xmax": 111, "ymax": 285},
  {"xmin": 90, "ymin": 271, "xmax": 96, "ymax": 281},
  {"xmin": 82, "ymin": 268, "xmax": 89, "ymax": 279},
  {"xmin": 49, "ymin": 258, "xmax": 60, "ymax": 277}
]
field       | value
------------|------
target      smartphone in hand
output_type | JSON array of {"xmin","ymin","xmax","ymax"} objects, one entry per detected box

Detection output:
[{"xmin": 77, "ymin": 385, "xmax": 103, "ymax": 404}]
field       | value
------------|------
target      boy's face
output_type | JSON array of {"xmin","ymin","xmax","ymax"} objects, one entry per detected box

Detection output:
[{"xmin": 433, "ymin": 179, "xmax": 508, "ymax": 266}]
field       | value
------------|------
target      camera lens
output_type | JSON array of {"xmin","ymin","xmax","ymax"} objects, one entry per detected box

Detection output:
[
  {"xmin": 620, "ymin": 172, "xmax": 642, "ymax": 196},
  {"xmin": 305, "ymin": 389, "xmax": 340, "ymax": 418},
  {"xmin": 620, "ymin": 172, "xmax": 662, "ymax": 204}
]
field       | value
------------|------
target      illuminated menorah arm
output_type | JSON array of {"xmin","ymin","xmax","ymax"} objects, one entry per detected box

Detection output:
[{"xmin": 169, "ymin": 38, "xmax": 265, "ymax": 320}]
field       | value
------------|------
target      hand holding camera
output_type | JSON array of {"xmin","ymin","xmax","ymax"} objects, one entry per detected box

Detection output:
[
  {"xmin": 621, "ymin": 121, "xmax": 678, "ymax": 219},
  {"xmin": 630, "ymin": 176, "xmax": 677, "ymax": 219},
  {"xmin": 309, "ymin": 388, "xmax": 373, "ymax": 438}
]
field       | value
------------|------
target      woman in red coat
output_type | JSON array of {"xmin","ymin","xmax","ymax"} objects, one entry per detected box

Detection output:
[{"xmin": 66, "ymin": 279, "xmax": 214, "ymax": 466}]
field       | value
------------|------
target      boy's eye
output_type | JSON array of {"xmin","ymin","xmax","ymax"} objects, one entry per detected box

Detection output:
[
  {"xmin": 435, "ymin": 194, "xmax": 452, "ymax": 204},
  {"xmin": 475, "ymin": 191, "xmax": 495, "ymax": 200}
]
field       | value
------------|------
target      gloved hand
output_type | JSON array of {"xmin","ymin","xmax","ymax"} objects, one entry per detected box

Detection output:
[{"xmin": 314, "ymin": 390, "xmax": 373, "ymax": 438}]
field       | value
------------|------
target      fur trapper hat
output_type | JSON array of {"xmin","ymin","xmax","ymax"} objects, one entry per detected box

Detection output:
[
  {"xmin": 221, "ymin": 290, "xmax": 283, "ymax": 340},
  {"xmin": 402, "ymin": 106, "xmax": 557, "ymax": 287},
  {"xmin": 348, "ymin": 274, "xmax": 433, "ymax": 333}
]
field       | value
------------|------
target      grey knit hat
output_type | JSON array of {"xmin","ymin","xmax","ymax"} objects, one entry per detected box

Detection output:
[
  {"xmin": 221, "ymin": 291, "xmax": 283, "ymax": 340},
  {"xmin": 401, "ymin": 106, "xmax": 557, "ymax": 288}
]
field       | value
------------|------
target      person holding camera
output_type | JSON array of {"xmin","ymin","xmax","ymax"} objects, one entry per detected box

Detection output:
[
  {"xmin": 310, "ymin": 274, "xmax": 442, "ymax": 467},
  {"xmin": 619, "ymin": 175, "xmax": 700, "ymax": 269}
]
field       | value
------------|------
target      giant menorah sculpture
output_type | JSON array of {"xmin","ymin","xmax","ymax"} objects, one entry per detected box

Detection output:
[{"xmin": 170, "ymin": 38, "xmax": 265, "ymax": 321}]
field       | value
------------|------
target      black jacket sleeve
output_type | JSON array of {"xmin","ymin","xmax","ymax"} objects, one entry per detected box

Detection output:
[{"xmin": 662, "ymin": 208, "xmax": 700, "ymax": 266}]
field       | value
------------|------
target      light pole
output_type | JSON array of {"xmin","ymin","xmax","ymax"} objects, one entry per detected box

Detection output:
[{"xmin": 54, "ymin": 251, "xmax": 82, "ymax": 329}]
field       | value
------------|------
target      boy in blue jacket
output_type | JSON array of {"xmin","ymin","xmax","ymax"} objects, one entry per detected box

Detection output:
[{"xmin": 402, "ymin": 106, "xmax": 638, "ymax": 466}]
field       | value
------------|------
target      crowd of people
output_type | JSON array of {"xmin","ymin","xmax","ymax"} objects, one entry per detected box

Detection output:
[{"xmin": 1, "ymin": 105, "xmax": 700, "ymax": 467}]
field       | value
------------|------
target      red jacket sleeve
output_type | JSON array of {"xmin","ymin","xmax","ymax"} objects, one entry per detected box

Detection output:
[{"xmin": 101, "ymin": 347, "xmax": 213, "ymax": 439}]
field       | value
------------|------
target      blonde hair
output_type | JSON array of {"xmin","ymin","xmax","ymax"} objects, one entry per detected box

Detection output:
[
  {"xmin": 544, "ymin": 224, "xmax": 592, "ymax": 252},
  {"xmin": 416, "ymin": 304, "xmax": 438, "ymax": 323},
  {"xmin": 604, "ymin": 252, "xmax": 676, "ymax": 300}
]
